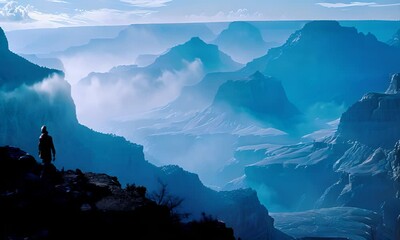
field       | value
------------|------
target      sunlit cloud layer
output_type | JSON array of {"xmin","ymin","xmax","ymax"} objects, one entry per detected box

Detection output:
[
  {"xmin": 371, "ymin": 2, "xmax": 400, "ymax": 6},
  {"xmin": 47, "ymin": 0, "xmax": 69, "ymax": 3},
  {"xmin": 317, "ymin": 1, "xmax": 400, "ymax": 8},
  {"xmin": 120, "ymin": 0, "xmax": 172, "ymax": 8},
  {"xmin": 316, "ymin": 2, "xmax": 376, "ymax": 8},
  {"xmin": 184, "ymin": 8, "xmax": 264, "ymax": 23}
]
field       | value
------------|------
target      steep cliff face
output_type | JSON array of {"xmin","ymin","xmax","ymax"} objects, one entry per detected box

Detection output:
[
  {"xmin": 242, "ymin": 74, "xmax": 400, "ymax": 239},
  {"xmin": 337, "ymin": 73, "xmax": 400, "ymax": 149},
  {"xmin": 317, "ymin": 73, "xmax": 400, "ymax": 214}
]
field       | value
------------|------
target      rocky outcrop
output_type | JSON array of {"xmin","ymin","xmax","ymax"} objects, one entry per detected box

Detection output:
[
  {"xmin": 0, "ymin": 146, "xmax": 236, "ymax": 240},
  {"xmin": 213, "ymin": 71, "xmax": 302, "ymax": 132},
  {"xmin": 337, "ymin": 73, "xmax": 400, "ymax": 149}
]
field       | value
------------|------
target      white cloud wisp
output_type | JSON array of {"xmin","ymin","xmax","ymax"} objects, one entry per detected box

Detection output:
[
  {"xmin": 317, "ymin": 1, "xmax": 400, "ymax": 8},
  {"xmin": 120, "ymin": 0, "xmax": 172, "ymax": 8}
]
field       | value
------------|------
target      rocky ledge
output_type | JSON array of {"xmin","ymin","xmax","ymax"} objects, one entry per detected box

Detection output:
[{"xmin": 0, "ymin": 146, "xmax": 235, "ymax": 240}]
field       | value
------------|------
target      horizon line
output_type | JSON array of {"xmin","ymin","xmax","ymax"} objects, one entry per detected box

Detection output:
[{"xmin": 3, "ymin": 18, "xmax": 400, "ymax": 32}]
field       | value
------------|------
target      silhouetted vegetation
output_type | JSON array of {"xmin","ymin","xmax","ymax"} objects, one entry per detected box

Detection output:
[{"xmin": 149, "ymin": 179, "xmax": 189, "ymax": 222}]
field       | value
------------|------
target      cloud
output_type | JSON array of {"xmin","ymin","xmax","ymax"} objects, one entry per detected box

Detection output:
[
  {"xmin": 1, "ymin": 75, "xmax": 71, "ymax": 113},
  {"xmin": 0, "ymin": 1, "xmax": 32, "ymax": 22},
  {"xmin": 31, "ymin": 75, "xmax": 71, "ymax": 103},
  {"xmin": 47, "ymin": 0, "xmax": 69, "ymax": 3},
  {"xmin": 371, "ymin": 3, "xmax": 400, "ymax": 7},
  {"xmin": 72, "ymin": 8, "xmax": 155, "ymax": 25},
  {"xmin": 28, "ymin": 10, "xmax": 85, "ymax": 26},
  {"xmin": 316, "ymin": 2, "xmax": 375, "ymax": 8},
  {"xmin": 316, "ymin": 1, "xmax": 400, "ymax": 8},
  {"xmin": 120, "ymin": 0, "xmax": 172, "ymax": 8},
  {"xmin": 26, "ymin": 8, "xmax": 155, "ymax": 28},
  {"xmin": 73, "ymin": 59, "xmax": 204, "ymax": 128},
  {"xmin": 185, "ymin": 8, "xmax": 264, "ymax": 22}
]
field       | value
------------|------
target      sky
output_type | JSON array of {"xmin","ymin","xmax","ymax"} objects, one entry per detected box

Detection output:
[{"xmin": 0, "ymin": 0, "xmax": 399, "ymax": 30}]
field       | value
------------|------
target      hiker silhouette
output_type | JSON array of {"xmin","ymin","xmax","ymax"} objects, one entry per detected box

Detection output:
[{"xmin": 38, "ymin": 125, "xmax": 56, "ymax": 164}]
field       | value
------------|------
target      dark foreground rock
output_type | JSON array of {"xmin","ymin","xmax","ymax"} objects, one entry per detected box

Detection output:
[{"xmin": 0, "ymin": 146, "xmax": 235, "ymax": 240}]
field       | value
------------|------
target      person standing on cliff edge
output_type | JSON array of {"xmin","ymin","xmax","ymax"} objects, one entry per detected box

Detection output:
[{"xmin": 38, "ymin": 125, "xmax": 56, "ymax": 165}]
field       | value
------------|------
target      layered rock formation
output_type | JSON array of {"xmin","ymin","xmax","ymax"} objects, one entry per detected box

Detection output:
[
  {"xmin": 337, "ymin": 73, "xmax": 400, "ymax": 149},
  {"xmin": 243, "ymin": 21, "xmax": 400, "ymax": 112},
  {"xmin": 212, "ymin": 71, "xmax": 301, "ymax": 131},
  {"xmin": 241, "ymin": 74, "xmax": 400, "ymax": 239}
]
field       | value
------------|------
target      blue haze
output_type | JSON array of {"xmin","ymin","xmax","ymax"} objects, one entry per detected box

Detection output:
[{"xmin": 2, "ymin": 19, "xmax": 400, "ymax": 239}]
